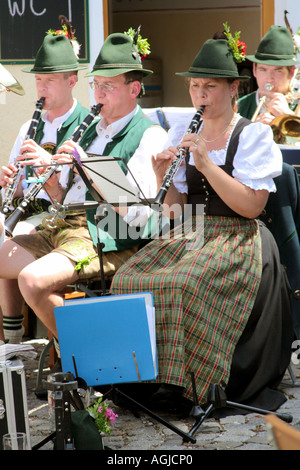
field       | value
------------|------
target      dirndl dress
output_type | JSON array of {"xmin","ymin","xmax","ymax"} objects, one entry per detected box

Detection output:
[{"xmin": 111, "ymin": 118, "xmax": 293, "ymax": 409}]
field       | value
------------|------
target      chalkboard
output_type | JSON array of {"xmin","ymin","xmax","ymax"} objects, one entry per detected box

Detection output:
[{"xmin": 0, "ymin": 0, "xmax": 89, "ymax": 63}]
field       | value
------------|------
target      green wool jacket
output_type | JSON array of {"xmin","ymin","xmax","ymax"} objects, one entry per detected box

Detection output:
[
  {"xmin": 26, "ymin": 101, "xmax": 90, "ymax": 179},
  {"xmin": 78, "ymin": 106, "xmax": 160, "ymax": 252},
  {"xmin": 237, "ymin": 91, "xmax": 257, "ymax": 120}
]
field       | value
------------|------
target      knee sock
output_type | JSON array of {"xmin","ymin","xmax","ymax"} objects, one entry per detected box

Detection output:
[{"xmin": 3, "ymin": 315, "xmax": 25, "ymax": 343}]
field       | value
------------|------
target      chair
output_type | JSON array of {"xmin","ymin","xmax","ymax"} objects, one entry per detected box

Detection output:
[
  {"xmin": 266, "ymin": 414, "xmax": 300, "ymax": 450},
  {"xmin": 259, "ymin": 162, "xmax": 300, "ymax": 340},
  {"xmin": 142, "ymin": 106, "xmax": 195, "ymax": 130},
  {"xmin": 280, "ymin": 146, "xmax": 300, "ymax": 176}
]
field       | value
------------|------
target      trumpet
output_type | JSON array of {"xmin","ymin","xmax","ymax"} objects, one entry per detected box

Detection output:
[
  {"xmin": 251, "ymin": 83, "xmax": 273, "ymax": 122},
  {"xmin": 1, "ymin": 97, "xmax": 45, "ymax": 215}
]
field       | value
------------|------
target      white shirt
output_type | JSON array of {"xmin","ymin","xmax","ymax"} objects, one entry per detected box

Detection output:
[
  {"xmin": 169, "ymin": 113, "xmax": 282, "ymax": 194},
  {"xmin": 61, "ymin": 105, "xmax": 168, "ymax": 226},
  {"xmin": 7, "ymin": 99, "xmax": 78, "ymax": 201}
]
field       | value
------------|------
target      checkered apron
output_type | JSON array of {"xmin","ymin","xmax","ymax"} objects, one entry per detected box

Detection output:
[{"xmin": 111, "ymin": 215, "xmax": 262, "ymax": 404}]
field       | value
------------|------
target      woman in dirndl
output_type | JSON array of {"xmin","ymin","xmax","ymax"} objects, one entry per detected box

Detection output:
[{"xmin": 111, "ymin": 31, "xmax": 294, "ymax": 412}]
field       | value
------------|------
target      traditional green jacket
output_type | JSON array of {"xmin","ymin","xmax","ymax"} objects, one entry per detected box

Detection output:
[
  {"xmin": 238, "ymin": 90, "xmax": 296, "ymax": 119},
  {"xmin": 237, "ymin": 91, "xmax": 257, "ymax": 120},
  {"xmin": 79, "ymin": 106, "xmax": 160, "ymax": 252},
  {"xmin": 26, "ymin": 101, "xmax": 89, "ymax": 179}
]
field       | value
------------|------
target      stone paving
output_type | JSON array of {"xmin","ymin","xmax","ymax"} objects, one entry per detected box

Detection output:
[{"xmin": 21, "ymin": 338, "xmax": 300, "ymax": 452}]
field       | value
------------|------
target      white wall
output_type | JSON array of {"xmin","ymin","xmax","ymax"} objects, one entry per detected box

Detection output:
[
  {"xmin": 88, "ymin": 0, "xmax": 105, "ymax": 105},
  {"xmin": 275, "ymin": 0, "xmax": 300, "ymax": 35},
  {"xmin": 275, "ymin": 0, "xmax": 300, "ymax": 62}
]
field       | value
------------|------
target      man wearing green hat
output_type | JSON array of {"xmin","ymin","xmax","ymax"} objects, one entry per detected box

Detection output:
[
  {"xmin": 0, "ymin": 31, "xmax": 167, "ymax": 342},
  {"xmin": 0, "ymin": 32, "xmax": 89, "ymax": 235},
  {"xmin": 238, "ymin": 25, "xmax": 297, "ymax": 123},
  {"xmin": 0, "ymin": 31, "xmax": 89, "ymax": 344}
]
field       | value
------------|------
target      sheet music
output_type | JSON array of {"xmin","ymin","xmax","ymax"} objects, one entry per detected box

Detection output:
[{"xmin": 78, "ymin": 156, "xmax": 144, "ymax": 205}]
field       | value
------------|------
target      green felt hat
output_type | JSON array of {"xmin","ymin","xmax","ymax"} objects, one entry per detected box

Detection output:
[
  {"xmin": 22, "ymin": 34, "xmax": 87, "ymax": 73},
  {"xmin": 0, "ymin": 64, "xmax": 25, "ymax": 95},
  {"xmin": 247, "ymin": 25, "xmax": 297, "ymax": 66},
  {"xmin": 176, "ymin": 39, "xmax": 249, "ymax": 79},
  {"xmin": 86, "ymin": 33, "xmax": 153, "ymax": 78}
]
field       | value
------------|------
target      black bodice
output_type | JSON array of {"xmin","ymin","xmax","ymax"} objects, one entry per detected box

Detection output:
[{"xmin": 186, "ymin": 117, "xmax": 250, "ymax": 216}]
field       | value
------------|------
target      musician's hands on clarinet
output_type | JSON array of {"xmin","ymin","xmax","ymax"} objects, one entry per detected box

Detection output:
[
  {"xmin": 17, "ymin": 139, "xmax": 52, "ymax": 173},
  {"xmin": 0, "ymin": 163, "xmax": 23, "ymax": 193},
  {"xmin": 152, "ymin": 146, "xmax": 180, "ymax": 181},
  {"xmin": 54, "ymin": 140, "xmax": 85, "ymax": 174}
]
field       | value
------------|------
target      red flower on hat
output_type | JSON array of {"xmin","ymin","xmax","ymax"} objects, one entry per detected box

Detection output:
[
  {"xmin": 237, "ymin": 40, "xmax": 247, "ymax": 56},
  {"xmin": 54, "ymin": 29, "xmax": 70, "ymax": 39},
  {"xmin": 223, "ymin": 22, "xmax": 247, "ymax": 63},
  {"xmin": 124, "ymin": 27, "xmax": 150, "ymax": 61},
  {"xmin": 46, "ymin": 25, "xmax": 72, "ymax": 40}
]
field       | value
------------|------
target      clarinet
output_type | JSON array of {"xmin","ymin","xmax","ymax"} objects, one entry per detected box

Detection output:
[
  {"xmin": 4, "ymin": 103, "xmax": 103, "ymax": 237},
  {"xmin": 154, "ymin": 105, "xmax": 205, "ymax": 206},
  {"xmin": 1, "ymin": 97, "xmax": 45, "ymax": 215}
]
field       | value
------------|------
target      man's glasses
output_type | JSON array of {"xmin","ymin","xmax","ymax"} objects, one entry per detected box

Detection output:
[
  {"xmin": 89, "ymin": 80, "xmax": 133, "ymax": 93},
  {"xmin": 89, "ymin": 81, "xmax": 119, "ymax": 93}
]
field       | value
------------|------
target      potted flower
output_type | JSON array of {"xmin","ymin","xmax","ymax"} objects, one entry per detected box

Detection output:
[
  {"xmin": 87, "ymin": 396, "xmax": 118, "ymax": 436},
  {"xmin": 71, "ymin": 395, "xmax": 118, "ymax": 450}
]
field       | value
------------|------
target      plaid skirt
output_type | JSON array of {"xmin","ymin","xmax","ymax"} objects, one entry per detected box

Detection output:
[{"xmin": 111, "ymin": 216, "xmax": 262, "ymax": 404}]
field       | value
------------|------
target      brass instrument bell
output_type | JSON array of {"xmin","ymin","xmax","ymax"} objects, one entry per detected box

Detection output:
[
  {"xmin": 0, "ymin": 64, "xmax": 25, "ymax": 96},
  {"xmin": 271, "ymin": 114, "xmax": 300, "ymax": 144}
]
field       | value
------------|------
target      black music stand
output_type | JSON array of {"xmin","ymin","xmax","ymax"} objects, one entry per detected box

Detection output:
[{"xmin": 53, "ymin": 155, "xmax": 198, "ymax": 444}]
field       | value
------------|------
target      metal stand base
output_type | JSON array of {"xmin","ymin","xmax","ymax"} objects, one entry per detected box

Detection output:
[
  {"xmin": 281, "ymin": 364, "xmax": 300, "ymax": 387},
  {"xmin": 185, "ymin": 383, "xmax": 293, "ymax": 442},
  {"xmin": 32, "ymin": 372, "xmax": 78, "ymax": 450},
  {"xmin": 103, "ymin": 385, "xmax": 197, "ymax": 444}
]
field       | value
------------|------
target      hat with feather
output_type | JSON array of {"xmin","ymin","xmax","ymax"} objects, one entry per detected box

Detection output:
[
  {"xmin": 86, "ymin": 26, "xmax": 152, "ymax": 77},
  {"xmin": 22, "ymin": 15, "xmax": 87, "ymax": 73}
]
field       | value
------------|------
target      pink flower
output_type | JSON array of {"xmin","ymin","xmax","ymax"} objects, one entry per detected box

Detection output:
[{"xmin": 105, "ymin": 408, "xmax": 118, "ymax": 423}]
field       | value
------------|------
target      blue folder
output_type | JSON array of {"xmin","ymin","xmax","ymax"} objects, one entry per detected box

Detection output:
[{"xmin": 54, "ymin": 292, "xmax": 158, "ymax": 387}]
